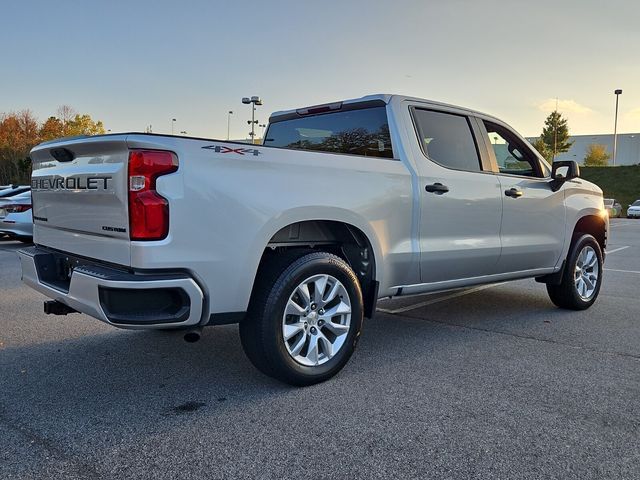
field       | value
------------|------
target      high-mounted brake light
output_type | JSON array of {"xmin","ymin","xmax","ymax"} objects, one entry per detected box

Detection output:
[
  {"xmin": 295, "ymin": 101, "xmax": 343, "ymax": 116},
  {"xmin": 128, "ymin": 149, "xmax": 178, "ymax": 241}
]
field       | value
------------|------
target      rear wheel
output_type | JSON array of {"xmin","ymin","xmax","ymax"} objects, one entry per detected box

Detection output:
[
  {"xmin": 546, "ymin": 234, "xmax": 603, "ymax": 310},
  {"xmin": 240, "ymin": 250, "xmax": 363, "ymax": 386}
]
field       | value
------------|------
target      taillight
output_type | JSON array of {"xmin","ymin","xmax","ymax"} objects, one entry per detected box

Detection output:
[
  {"xmin": 5, "ymin": 204, "xmax": 32, "ymax": 213},
  {"xmin": 128, "ymin": 149, "xmax": 178, "ymax": 241}
]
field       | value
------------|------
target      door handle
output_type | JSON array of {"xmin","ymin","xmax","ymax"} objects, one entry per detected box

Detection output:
[
  {"xmin": 505, "ymin": 188, "xmax": 523, "ymax": 198},
  {"xmin": 425, "ymin": 183, "xmax": 449, "ymax": 194}
]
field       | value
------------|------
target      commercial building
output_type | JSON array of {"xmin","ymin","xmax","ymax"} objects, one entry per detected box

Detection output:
[{"xmin": 526, "ymin": 133, "xmax": 640, "ymax": 166}]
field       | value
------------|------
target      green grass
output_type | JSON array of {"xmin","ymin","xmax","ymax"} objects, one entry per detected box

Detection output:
[{"xmin": 580, "ymin": 165, "xmax": 640, "ymax": 216}]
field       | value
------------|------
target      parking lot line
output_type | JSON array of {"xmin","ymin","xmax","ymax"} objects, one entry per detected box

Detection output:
[
  {"xmin": 605, "ymin": 268, "xmax": 640, "ymax": 275},
  {"xmin": 378, "ymin": 282, "xmax": 506, "ymax": 314},
  {"xmin": 610, "ymin": 222, "xmax": 637, "ymax": 228},
  {"xmin": 606, "ymin": 246, "xmax": 630, "ymax": 254}
]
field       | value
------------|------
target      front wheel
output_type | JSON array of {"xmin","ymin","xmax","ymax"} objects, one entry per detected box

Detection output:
[
  {"xmin": 240, "ymin": 251, "xmax": 364, "ymax": 386},
  {"xmin": 546, "ymin": 234, "xmax": 603, "ymax": 310}
]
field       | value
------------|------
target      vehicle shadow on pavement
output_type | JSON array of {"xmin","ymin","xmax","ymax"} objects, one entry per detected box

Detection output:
[
  {"xmin": 0, "ymin": 285, "xmax": 562, "ymax": 413},
  {"xmin": 0, "ymin": 283, "xmax": 583, "ymax": 402}
]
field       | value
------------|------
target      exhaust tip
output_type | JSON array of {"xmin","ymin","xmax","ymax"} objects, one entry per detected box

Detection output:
[{"xmin": 183, "ymin": 328, "xmax": 202, "ymax": 343}]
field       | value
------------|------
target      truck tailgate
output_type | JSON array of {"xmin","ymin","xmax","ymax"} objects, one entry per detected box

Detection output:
[{"xmin": 30, "ymin": 135, "xmax": 131, "ymax": 266}]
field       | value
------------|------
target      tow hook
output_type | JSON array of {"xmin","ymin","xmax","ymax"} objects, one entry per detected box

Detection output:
[{"xmin": 43, "ymin": 300, "xmax": 78, "ymax": 316}]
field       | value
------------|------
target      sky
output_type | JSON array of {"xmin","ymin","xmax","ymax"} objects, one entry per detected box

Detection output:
[{"xmin": 1, "ymin": 0, "xmax": 639, "ymax": 139}]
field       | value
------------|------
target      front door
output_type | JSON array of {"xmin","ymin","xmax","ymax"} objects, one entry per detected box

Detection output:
[{"xmin": 480, "ymin": 120, "xmax": 566, "ymax": 273}]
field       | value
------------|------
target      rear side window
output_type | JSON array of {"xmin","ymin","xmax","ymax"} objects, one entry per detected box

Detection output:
[
  {"xmin": 264, "ymin": 106, "xmax": 393, "ymax": 158},
  {"xmin": 412, "ymin": 109, "xmax": 482, "ymax": 172}
]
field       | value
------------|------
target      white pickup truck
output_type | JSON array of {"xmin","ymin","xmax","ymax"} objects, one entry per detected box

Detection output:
[{"xmin": 20, "ymin": 94, "xmax": 607, "ymax": 385}]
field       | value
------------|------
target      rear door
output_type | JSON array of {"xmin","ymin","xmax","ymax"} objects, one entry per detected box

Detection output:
[
  {"xmin": 477, "ymin": 120, "xmax": 566, "ymax": 273},
  {"xmin": 30, "ymin": 136, "xmax": 132, "ymax": 265},
  {"xmin": 409, "ymin": 107, "xmax": 503, "ymax": 285}
]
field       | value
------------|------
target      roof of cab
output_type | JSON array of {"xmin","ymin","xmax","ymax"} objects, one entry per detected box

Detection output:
[{"xmin": 269, "ymin": 94, "xmax": 501, "ymax": 124}]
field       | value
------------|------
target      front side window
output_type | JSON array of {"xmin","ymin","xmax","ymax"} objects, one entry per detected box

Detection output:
[
  {"xmin": 264, "ymin": 106, "xmax": 393, "ymax": 158},
  {"xmin": 484, "ymin": 121, "xmax": 545, "ymax": 178},
  {"xmin": 412, "ymin": 109, "xmax": 482, "ymax": 172}
]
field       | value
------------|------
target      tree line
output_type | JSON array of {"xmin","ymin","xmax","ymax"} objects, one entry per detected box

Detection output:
[{"xmin": 0, "ymin": 106, "xmax": 105, "ymax": 184}]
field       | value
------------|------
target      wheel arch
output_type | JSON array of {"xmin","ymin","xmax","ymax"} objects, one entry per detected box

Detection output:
[
  {"xmin": 250, "ymin": 213, "xmax": 382, "ymax": 319},
  {"xmin": 537, "ymin": 212, "xmax": 607, "ymax": 286},
  {"xmin": 573, "ymin": 214, "xmax": 607, "ymax": 253}
]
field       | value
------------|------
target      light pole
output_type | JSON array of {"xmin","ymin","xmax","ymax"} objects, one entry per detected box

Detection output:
[
  {"xmin": 171, "ymin": 118, "xmax": 176, "ymax": 135},
  {"xmin": 259, "ymin": 123, "xmax": 266, "ymax": 139},
  {"xmin": 613, "ymin": 89, "xmax": 622, "ymax": 166},
  {"xmin": 242, "ymin": 96, "xmax": 262, "ymax": 143},
  {"xmin": 227, "ymin": 111, "xmax": 233, "ymax": 140},
  {"xmin": 553, "ymin": 97, "xmax": 559, "ymax": 162}
]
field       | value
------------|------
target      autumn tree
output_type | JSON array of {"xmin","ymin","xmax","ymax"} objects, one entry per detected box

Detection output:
[
  {"xmin": 583, "ymin": 144, "xmax": 610, "ymax": 166},
  {"xmin": 39, "ymin": 116, "xmax": 64, "ymax": 141},
  {"xmin": 0, "ymin": 110, "xmax": 40, "ymax": 184},
  {"xmin": 0, "ymin": 106, "xmax": 106, "ymax": 183},
  {"xmin": 540, "ymin": 111, "xmax": 573, "ymax": 160},
  {"xmin": 66, "ymin": 114, "xmax": 105, "ymax": 136},
  {"xmin": 40, "ymin": 106, "xmax": 105, "ymax": 140}
]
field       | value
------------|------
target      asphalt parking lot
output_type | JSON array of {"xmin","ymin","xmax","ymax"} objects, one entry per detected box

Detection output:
[{"xmin": 1, "ymin": 219, "xmax": 639, "ymax": 479}]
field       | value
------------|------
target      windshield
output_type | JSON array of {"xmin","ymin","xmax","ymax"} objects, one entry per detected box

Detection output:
[
  {"xmin": 265, "ymin": 106, "xmax": 393, "ymax": 158},
  {"xmin": 632, "ymin": 200, "xmax": 640, "ymax": 207},
  {"xmin": 604, "ymin": 199, "xmax": 613, "ymax": 206}
]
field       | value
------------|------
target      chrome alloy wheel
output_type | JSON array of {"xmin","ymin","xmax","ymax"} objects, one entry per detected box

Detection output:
[
  {"xmin": 574, "ymin": 245, "xmax": 599, "ymax": 300},
  {"xmin": 282, "ymin": 274, "xmax": 352, "ymax": 366}
]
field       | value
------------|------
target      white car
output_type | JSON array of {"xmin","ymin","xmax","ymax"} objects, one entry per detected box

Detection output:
[
  {"xmin": 628, "ymin": 200, "xmax": 640, "ymax": 218},
  {"xmin": 0, "ymin": 191, "xmax": 33, "ymax": 242}
]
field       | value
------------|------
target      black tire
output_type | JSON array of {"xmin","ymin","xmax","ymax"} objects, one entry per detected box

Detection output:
[
  {"xmin": 546, "ymin": 234, "xmax": 603, "ymax": 310},
  {"xmin": 239, "ymin": 250, "xmax": 364, "ymax": 386}
]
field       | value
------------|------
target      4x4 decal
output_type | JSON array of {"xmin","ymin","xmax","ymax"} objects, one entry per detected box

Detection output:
[{"xmin": 202, "ymin": 144, "xmax": 262, "ymax": 156}]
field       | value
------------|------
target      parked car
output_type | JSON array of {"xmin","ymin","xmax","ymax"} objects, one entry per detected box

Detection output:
[
  {"xmin": 604, "ymin": 198, "xmax": 622, "ymax": 218},
  {"xmin": 0, "ymin": 185, "xmax": 30, "ymax": 198},
  {"xmin": 628, "ymin": 200, "xmax": 640, "ymax": 218},
  {"xmin": 19, "ymin": 94, "xmax": 607, "ymax": 386},
  {"xmin": 0, "ymin": 191, "xmax": 33, "ymax": 242}
]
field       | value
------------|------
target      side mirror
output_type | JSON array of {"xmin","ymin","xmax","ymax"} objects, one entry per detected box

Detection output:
[
  {"xmin": 552, "ymin": 160, "xmax": 580, "ymax": 181},
  {"xmin": 550, "ymin": 160, "xmax": 580, "ymax": 191}
]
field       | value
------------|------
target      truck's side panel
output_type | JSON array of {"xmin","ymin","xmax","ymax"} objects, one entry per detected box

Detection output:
[{"xmin": 124, "ymin": 134, "xmax": 415, "ymax": 315}]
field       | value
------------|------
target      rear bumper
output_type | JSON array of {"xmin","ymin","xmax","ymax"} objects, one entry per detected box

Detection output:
[
  {"xmin": 0, "ymin": 217, "xmax": 33, "ymax": 238},
  {"xmin": 18, "ymin": 246, "xmax": 205, "ymax": 329}
]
